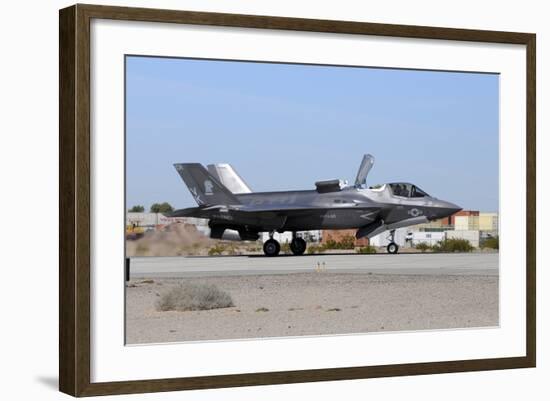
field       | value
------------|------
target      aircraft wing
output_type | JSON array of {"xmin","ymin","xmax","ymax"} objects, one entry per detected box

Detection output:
[
  {"xmin": 167, "ymin": 207, "xmax": 206, "ymax": 218},
  {"xmin": 168, "ymin": 205, "xmax": 383, "ymax": 230},
  {"xmin": 236, "ymin": 204, "xmax": 382, "ymax": 219},
  {"xmin": 166, "ymin": 205, "xmax": 322, "ymax": 219}
]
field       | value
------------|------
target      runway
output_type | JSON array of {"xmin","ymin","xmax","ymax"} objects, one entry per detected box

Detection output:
[{"xmin": 129, "ymin": 252, "xmax": 498, "ymax": 278}]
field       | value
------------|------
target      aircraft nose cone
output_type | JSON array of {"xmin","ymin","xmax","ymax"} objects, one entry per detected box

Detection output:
[
  {"xmin": 448, "ymin": 202, "xmax": 462, "ymax": 214},
  {"xmin": 442, "ymin": 201, "xmax": 462, "ymax": 217}
]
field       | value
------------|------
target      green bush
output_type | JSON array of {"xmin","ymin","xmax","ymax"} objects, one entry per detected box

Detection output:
[
  {"xmin": 432, "ymin": 238, "xmax": 474, "ymax": 253},
  {"xmin": 356, "ymin": 245, "xmax": 377, "ymax": 254},
  {"xmin": 415, "ymin": 242, "xmax": 431, "ymax": 253},
  {"xmin": 482, "ymin": 236, "xmax": 499, "ymax": 250}
]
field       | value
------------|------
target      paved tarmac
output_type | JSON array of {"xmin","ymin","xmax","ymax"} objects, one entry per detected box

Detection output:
[{"xmin": 129, "ymin": 252, "xmax": 498, "ymax": 278}]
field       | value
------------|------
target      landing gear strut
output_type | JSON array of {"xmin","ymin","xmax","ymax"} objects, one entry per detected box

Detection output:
[
  {"xmin": 263, "ymin": 231, "xmax": 280, "ymax": 257},
  {"xmin": 386, "ymin": 229, "xmax": 399, "ymax": 254},
  {"xmin": 262, "ymin": 232, "xmax": 307, "ymax": 256},
  {"xmin": 290, "ymin": 232, "xmax": 307, "ymax": 256}
]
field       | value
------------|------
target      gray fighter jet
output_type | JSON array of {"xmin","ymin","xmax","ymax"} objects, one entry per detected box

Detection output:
[{"xmin": 169, "ymin": 155, "xmax": 461, "ymax": 256}]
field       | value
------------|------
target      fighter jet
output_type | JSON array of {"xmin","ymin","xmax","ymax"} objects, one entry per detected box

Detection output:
[{"xmin": 169, "ymin": 155, "xmax": 461, "ymax": 256}]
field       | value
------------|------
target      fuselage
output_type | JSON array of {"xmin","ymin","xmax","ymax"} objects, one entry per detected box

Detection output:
[{"xmin": 212, "ymin": 183, "xmax": 460, "ymax": 233}]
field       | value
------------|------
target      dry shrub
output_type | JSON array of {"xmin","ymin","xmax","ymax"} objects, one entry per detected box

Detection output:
[
  {"xmin": 322, "ymin": 235, "xmax": 356, "ymax": 250},
  {"xmin": 127, "ymin": 223, "xmax": 261, "ymax": 256},
  {"xmin": 156, "ymin": 283, "xmax": 234, "ymax": 312},
  {"xmin": 126, "ymin": 223, "xmax": 214, "ymax": 257},
  {"xmin": 207, "ymin": 243, "xmax": 238, "ymax": 256}
]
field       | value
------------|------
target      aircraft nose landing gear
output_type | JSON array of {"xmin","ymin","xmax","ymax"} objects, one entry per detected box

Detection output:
[
  {"xmin": 386, "ymin": 229, "xmax": 399, "ymax": 254},
  {"xmin": 386, "ymin": 242, "xmax": 399, "ymax": 254}
]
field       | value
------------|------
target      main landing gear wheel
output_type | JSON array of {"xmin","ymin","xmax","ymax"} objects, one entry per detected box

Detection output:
[
  {"xmin": 290, "ymin": 237, "xmax": 307, "ymax": 256},
  {"xmin": 387, "ymin": 242, "xmax": 399, "ymax": 254},
  {"xmin": 263, "ymin": 239, "xmax": 281, "ymax": 257}
]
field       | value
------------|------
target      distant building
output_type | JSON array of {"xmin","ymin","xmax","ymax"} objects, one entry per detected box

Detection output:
[
  {"xmin": 448, "ymin": 210, "xmax": 483, "ymax": 231},
  {"xmin": 400, "ymin": 209, "xmax": 498, "ymax": 249},
  {"xmin": 369, "ymin": 228, "xmax": 410, "ymax": 247},
  {"xmin": 454, "ymin": 214, "xmax": 498, "ymax": 232},
  {"xmin": 446, "ymin": 230, "xmax": 481, "ymax": 248},
  {"xmin": 261, "ymin": 230, "xmax": 322, "ymax": 244},
  {"xmin": 411, "ymin": 231, "xmax": 446, "ymax": 246},
  {"xmin": 261, "ymin": 231, "xmax": 293, "ymax": 243},
  {"xmin": 479, "ymin": 212, "xmax": 499, "ymax": 232},
  {"xmin": 455, "ymin": 215, "xmax": 479, "ymax": 231},
  {"xmin": 413, "ymin": 216, "xmax": 454, "ymax": 232},
  {"xmin": 321, "ymin": 229, "xmax": 369, "ymax": 247},
  {"xmin": 301, "ymin": 230, "xmax": 322, "ymax": 243}
]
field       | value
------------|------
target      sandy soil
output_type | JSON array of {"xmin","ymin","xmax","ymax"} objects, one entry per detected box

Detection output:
[{"xmin": 125, "ymin": 272, "xmax": 498, "ymax": 344}]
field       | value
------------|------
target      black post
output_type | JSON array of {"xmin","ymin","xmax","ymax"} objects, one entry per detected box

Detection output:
[{"xmin": 125, "ymin": 258, "xmax": 130, "ymax": 282}]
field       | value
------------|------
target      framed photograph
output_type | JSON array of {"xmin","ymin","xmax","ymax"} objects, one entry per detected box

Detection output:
[{"xmin": 59, "ymin": 4, "xmax": 536, "ymax": 397}]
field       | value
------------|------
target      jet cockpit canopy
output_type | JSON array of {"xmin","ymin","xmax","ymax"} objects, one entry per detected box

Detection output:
[{"xmin": 388, "ymin": 183, "xmax": 430, "ymax": 198}]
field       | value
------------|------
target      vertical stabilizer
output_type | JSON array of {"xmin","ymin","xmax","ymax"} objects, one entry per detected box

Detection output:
[
  {"xmin": 207, "ymin": 163, "xmax": 253, "ymax": 194},
  {"xmin": 174, "ymin": 163, "xmax": 242, "ymax": 206}
]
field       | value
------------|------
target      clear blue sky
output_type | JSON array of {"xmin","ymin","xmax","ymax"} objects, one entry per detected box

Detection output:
[{"xmin": 126, "ymin": 56, "xmax": 499, "ymax": 212}]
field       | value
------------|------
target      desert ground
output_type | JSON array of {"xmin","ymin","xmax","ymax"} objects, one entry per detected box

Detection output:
[{"xmin": 125, "ymin": 270, "xmax": 498, "ymax": 344}]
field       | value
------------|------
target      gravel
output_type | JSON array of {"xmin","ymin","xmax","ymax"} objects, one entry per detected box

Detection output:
[{"xmin": 125, "ymin": 272, "xmax": 498, "ymax": 344}]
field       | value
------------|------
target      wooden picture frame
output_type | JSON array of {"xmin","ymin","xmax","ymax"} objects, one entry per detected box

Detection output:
[{"xmin": 59, "ymin": 3, "xmax": 536, "ymax": 397}]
